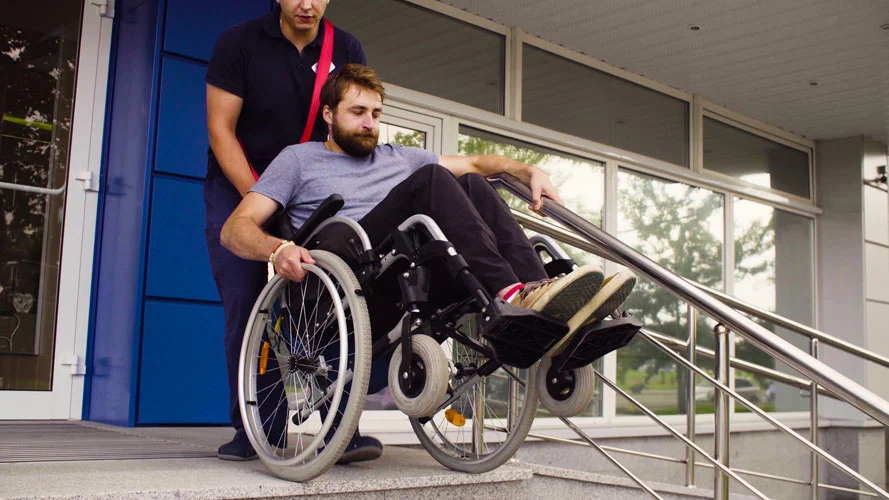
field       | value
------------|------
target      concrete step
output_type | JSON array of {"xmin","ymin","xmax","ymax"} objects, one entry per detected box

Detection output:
[
  {"xmin": 0, "ymin": 446, "xmax": 531, "ymax": 500},
  {"xmin": 524, "ymin": 462, "xmax": 757, "ymax": 500}
]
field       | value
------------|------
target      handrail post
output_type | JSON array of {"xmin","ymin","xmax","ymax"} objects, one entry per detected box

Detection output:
[
  {"xmin": 714, "ymin": 323, "xmax": 731, "ymax": 499},
  {"xmin": 810, "ymin": 338, "xmax": 820, "ymax": 500},
  {"xmin": 686, "ymin": 305, "xmax": 697, "ymax": 487}
]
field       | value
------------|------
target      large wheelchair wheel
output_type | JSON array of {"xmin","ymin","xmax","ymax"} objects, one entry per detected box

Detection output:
[
  {"xmin": 410, "ymin": 334, "xmax": 539, "ymax": 474},
  {"xmin": 239, "ymin": 250, "xmax": 371, "ymax": 481}
]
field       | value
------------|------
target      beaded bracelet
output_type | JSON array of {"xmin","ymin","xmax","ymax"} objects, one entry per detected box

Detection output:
[{"xmin": 269, "ymin": 240, "xmax": 296, "ymax": 267}]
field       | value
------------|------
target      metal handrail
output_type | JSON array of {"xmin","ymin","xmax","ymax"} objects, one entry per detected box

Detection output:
[
  {"xmin": 493, "ymin": 174, "xmax": 889, "ymax": 428},
  {"xmin": 643, "ymin": 328, "xmax": 840, "ymax": 399},
  {"xmin": 688, "ymin": 282, "xmax": 889, "ymax": 369},
  {"xmin": 509, "ymin": 203, "xmax": 889, "ymax": 371},
  {"xmin": 639, "ymin": 329, "xmax": 888, "ymax": 497},
  {"xmin": 493, "ymin": 174, "xmax": 889, "ymax": 498}
]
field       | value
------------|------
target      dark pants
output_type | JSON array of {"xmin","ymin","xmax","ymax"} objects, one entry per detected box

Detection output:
[
  {"xmin": 204, "ymin": 176, "xmax": 287, "ymax": 440},
  {"xmin": 359, "ymin": 164, "xmax": 548, "ymax": 295}
]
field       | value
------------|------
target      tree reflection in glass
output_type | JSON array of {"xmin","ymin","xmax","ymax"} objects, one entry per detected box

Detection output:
[{"xmin": 617, "ymin": 169, "xmax": 724, "ymax": 415}]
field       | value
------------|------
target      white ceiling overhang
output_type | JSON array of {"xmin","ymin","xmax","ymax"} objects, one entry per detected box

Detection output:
[{"xmin": 438, "ymin": 0, "xmax": 889, "ymax": 145}]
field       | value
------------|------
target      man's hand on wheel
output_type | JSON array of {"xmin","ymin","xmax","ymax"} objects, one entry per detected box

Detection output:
[{"xmin": 274, "ymin": 245, "xmax": 316, "ymax": 282}]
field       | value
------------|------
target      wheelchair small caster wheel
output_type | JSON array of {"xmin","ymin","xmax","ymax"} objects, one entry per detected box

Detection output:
[
  {"xmin": 537, "ymin": 356, "xmax": 595, "ymax": 417},
  {"xmin": 389, "ymin": 335, "xmax": 449, "ymax": 418}
]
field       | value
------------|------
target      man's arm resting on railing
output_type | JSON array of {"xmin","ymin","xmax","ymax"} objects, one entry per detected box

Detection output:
[
  {"xmin": 439, "ymin": 154, "xmax": 563, "ymax": 211},
  {"xmin": 220, "ymin": 192, "xmax": 315, "ymax": 282}
]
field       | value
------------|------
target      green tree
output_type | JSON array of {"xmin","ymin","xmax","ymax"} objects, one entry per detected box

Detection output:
[
  {"xmin": 617, "ymin": 173, "xmax": 724, "ymax": 396},
  {"xmin": 391, "ymin": 130, "xmax": 424, "ymax": 148}
]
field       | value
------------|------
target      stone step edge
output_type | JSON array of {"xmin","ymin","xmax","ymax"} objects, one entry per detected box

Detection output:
[
  {"xmin": 16, "ymin": 463, "xmax": 533, "ymax": 500},
  {"xmin": 518, "ymin": 461, "xmax": 735, "ymax": 499}
]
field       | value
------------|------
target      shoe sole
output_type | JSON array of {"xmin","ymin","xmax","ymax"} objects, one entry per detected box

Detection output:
[
  {"xmin": 337, "ymin": 446, "xmax": 383, "ymax": 465},
  {"xmin": 547, "ymin": 269, "xmax": 637, "ymax": 357},
  {"xmin": 529, "ymin": 265, "xmax": 605, "ymax": 322},
  {"xmin": 217, "ymin": 452, "xmax": 258, "ymax": 461}
]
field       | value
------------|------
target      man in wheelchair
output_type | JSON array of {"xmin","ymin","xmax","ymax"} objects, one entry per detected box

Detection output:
[{"xmin": 220, "ymin": 64, "xmax": 636, "ymax": 474}]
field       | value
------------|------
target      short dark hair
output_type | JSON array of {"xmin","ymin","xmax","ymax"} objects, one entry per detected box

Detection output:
[{"xmin": 320, "ymin": 64, "xmax": 385, "ymax": 111}]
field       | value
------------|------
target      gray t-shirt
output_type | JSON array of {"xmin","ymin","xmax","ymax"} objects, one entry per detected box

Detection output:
[{"xmin": 250, "ymin": 142, "xmax": 439, "ymax": 230}]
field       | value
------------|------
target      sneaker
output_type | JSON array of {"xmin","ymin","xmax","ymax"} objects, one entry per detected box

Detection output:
[
  {"xmin": 337, "ymin": 432, "xmax": 383, "ymax": 465},
  {"xmin": 548, "ymin": 269, "xmax": 637, "ymax": 356},
  {"xmin": 512, "ymin": 264, "xmax": 605, "ymax": 329},
  {"xmin": 217, "ymin": 432, "xmax": 258, "ymax": 461}
]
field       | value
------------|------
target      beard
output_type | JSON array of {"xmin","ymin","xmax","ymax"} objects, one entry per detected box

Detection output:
[{"xmin": 331, "ymin": 121, "xmax": 378, "ymax": 157}]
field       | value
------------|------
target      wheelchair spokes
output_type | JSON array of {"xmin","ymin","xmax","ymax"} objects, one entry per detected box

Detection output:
[{"xmin": 239, "ymin": 250, "xmax": 371, "ymax": 481}]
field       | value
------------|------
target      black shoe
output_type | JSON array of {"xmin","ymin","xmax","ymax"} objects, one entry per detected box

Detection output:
[
  {"xmin": 217, "ymin": 432, "xmax": 258, "ymax": 461},
  {"xmin": 336, "ymin": 432, "xmax": 383, "ymax": 465}
]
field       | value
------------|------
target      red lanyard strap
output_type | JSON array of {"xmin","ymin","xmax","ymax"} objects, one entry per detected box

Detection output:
[
  {"xmin": 300, "ymin": 19, "xmax": 334, "ymax": 144},
  {"xmin": 243, "ymin": 19, "xmax": 336, "ymax": 181}
]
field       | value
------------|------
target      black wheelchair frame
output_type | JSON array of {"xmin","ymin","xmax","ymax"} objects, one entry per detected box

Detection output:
[{"xmin": 239, "ymin": 194, "xmax": 640, "ymax": 482}]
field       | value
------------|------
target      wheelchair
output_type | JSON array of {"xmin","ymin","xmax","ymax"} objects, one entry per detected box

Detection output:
[{"xmin": 238, "ymin": 195, "xmax": 641, "ymax": 482}]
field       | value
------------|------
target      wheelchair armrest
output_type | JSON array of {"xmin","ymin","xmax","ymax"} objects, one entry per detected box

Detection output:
[{"xmin": 290, "ymin": 194, "xmax": 345, "ymax": 245}]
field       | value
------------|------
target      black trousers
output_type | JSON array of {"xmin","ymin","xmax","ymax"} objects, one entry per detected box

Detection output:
[{"xmin": 359, "ymin": 164, "xmax": 548, "ymax": 296}]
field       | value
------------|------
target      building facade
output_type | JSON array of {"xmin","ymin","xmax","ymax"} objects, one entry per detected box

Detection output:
[{"xmin": 1, "ymin": 0, "xmax": 887, "ymax": 456}]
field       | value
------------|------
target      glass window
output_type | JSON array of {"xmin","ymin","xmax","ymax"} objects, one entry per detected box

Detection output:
[
  {"xmin": 0, "ymin": 1, "xmax": 82, "ymax": 389},
  {"xmin": 733, "ymin": 198, "xmax": 814, "ymax": 412},
  {"xmin": 522, "ymin": 45, "xmax": 690, "ymax": 167},
  {"xmin": 327, "ymin": 0, "xmax": 505, "ymax": 114},
  {"xmin": 617, "ymin": 169, "xmax": 724, "ymax": 415},
  {"xmin": 704, "ymin": 117, "xmax": 810, "ymax": 199},
  {"xmin": 379, "ymin": 123, "xmax": 426, "ymax": 149},
  {"xmin": 458, "ymin": 126, "xmax": 606, "ymax": 416}
]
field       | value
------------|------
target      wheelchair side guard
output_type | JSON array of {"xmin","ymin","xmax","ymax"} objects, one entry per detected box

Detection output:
[
  {"xmin": 290, "ymin": 194, "xmax": 345, "ymax": 245},
  {"xmin": 550, "ymin": 313, "xmax": 642, "ymax": 372},
  {"xmin": 479, "ymin": 298, "xmax": 570, "ymax": 369}
]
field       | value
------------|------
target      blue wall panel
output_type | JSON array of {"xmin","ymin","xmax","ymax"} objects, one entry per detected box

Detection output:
[
  {"xmin": 164, "ymin": 0, "xmax": 270, "ymax": 62},
  {"xmin": 87, "ymin": 0, "xmax": 161, "ymax": 426},
  {"xmin": 155, "ymin": 56, "xmax": 208, "ymax": 179},
  {"xmin": 138, "ymin": 300, "xmax": 227, "ymax": 424},
  {"xmin": 145, "ymin": 176, "xmax": 219, "ymax": 301}
]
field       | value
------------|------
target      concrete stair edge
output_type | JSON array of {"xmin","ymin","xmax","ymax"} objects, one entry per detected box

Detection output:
[{"xmin": 519, "ymin": 461, "xmax": 758, "ymax": 499}]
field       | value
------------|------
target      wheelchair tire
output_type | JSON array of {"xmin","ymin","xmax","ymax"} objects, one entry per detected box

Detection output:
[
  {"xmin": 388, "ymin": 335, "xmax": 450, "ymax": 418},
  {"xmin": 410, "ymin": 338, "xmax": 539, "ymax": 474},
  {"xmin": 536, "ymin": 357, "xmax": 596, "ymax": 418},
  {"xmin": 239, "ymin": 250, "xmax": 371, "ymax": 482}
]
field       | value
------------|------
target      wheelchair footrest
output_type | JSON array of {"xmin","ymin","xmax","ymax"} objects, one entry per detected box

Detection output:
[
  {"xmin": 479, "ymin": 299, "xmax": 570, "ymax": 369},
  {"xmin": 553, "ymin": 314, "xmax": 642, "ymax": 371}
]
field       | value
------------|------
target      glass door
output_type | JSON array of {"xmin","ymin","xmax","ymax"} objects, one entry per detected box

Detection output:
[{"xmin": 0, "ymin": 0, "xmax": 112, "ymax": 418}]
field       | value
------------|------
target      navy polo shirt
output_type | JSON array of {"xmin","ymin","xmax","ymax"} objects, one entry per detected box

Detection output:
[{"xmin": 205, "ymin": 6, "xmax": 366, "ymax": 180}]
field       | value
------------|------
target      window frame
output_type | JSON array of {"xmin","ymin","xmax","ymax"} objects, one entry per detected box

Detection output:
[{"xmin": 700, "ymin": 104, "xmax": 816, "ymax": 204}]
